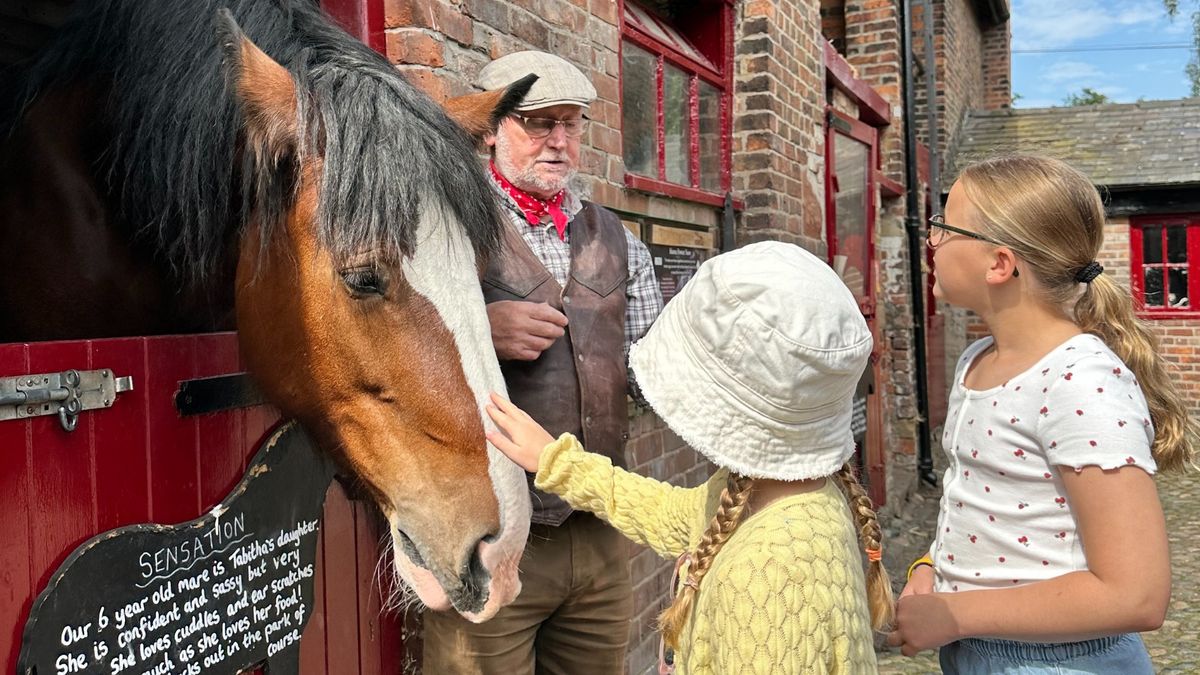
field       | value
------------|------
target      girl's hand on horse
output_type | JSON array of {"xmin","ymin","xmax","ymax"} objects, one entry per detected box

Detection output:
[
  {"xmin": 486, "ymin": 392, "xmax": 553, "ymax": 473},
  {"xmin": 898, "ymin": 563, "xmax": 935, "ymax": 600}
]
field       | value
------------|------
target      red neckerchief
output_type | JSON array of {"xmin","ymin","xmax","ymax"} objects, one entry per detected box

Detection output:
[{"xmin": 489, "ymin": 161, "xmax": 569, "ymax": 241}]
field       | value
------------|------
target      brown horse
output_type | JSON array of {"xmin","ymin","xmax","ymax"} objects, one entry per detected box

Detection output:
[{"xmin": 0, "ymin": 0, "xmax": 533, "ymax": 622}]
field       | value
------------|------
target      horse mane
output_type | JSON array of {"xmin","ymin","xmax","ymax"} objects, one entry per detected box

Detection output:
[{"xmin": 0, "ymin": 0, "xmax": 502, "ymax": 280}]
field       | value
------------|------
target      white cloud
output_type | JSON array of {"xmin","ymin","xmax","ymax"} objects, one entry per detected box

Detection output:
[
  {"xmin": 1041, "ymin": 60, "xmax": 1103, "ymax": 84},
  {"xmin": 1012, "ymin": 0, "xmax": 1169, "ymax": 50}
]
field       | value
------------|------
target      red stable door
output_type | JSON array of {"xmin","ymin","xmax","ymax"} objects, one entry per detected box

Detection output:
[
  {"xmin": 0, "ymin": 333, "xmax": 409, "ymax": 675},
  {"xmin": 825, "ymin": 109, "xmax": 886, "ymax": 506}
]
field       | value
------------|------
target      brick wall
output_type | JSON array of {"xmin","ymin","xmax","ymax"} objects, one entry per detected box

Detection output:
[
  {"xmin": 935, "ymin": 0, "xmax": 986, "ymax": 162},
  {"xmin": 732, "ymin": 0, "xmax": 827, "ymax": 253},
  {"xmin": 980, "ymin": 19, "xmax": 1011, "ymax": 110}
]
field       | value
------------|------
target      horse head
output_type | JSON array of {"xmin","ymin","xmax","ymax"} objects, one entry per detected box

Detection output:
[{"xmin": 217, "ymin": 12, "xmax": 532, "ymax": 622}]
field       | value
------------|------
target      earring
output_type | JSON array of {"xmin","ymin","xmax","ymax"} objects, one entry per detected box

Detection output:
[{"xmin": 1013, "ymin": 267, "xmax": 1020, "ymax": 278}]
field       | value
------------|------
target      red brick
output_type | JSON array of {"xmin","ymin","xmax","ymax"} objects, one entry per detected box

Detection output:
[{"xmin": 386, "ymin": 29, "xmax": 445, "ymax": 67}]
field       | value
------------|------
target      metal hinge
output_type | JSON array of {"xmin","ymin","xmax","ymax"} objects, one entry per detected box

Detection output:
[{"xmin": 0, "ymin": 369, "xmax": 134, "ymax": 432}]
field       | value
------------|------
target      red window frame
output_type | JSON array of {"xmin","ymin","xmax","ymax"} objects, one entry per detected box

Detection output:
[
  {"xmin": 1129, "ymin": 215, "xmax": 1200, "ymax": 319},
  {"xmin": 824, "ymin": 109, "xmax": 878, "ymax": 318},
  {"xmin": 619, "ymin": 0, "xmax": 735, "ymax": 207}
]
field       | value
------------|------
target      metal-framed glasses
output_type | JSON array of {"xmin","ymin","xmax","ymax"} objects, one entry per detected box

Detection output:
[
  {"xmin": 926, "ymin": 214, "xmax": 1004, "ymax": 248},
  {"xmin": 927, "ymin": 215, "xmax": 1019, "ymax": 276},
  {"xmin": 509, "ymin": 113, "xmax": 588, "ymax": 139}
]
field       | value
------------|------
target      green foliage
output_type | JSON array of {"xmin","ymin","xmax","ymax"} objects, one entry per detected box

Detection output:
[
  {"xmin": 1063, "ymin": 87, "xmax": 1112, "ymax": 106},
  {"xmin": 1163, "ymin": 1, "xmax": 1200, "ymax": 94}
]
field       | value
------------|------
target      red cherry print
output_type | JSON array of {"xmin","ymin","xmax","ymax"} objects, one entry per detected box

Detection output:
[
  {"xmin": 1043, "ymin": 472, "xmax": 1053, "ymax": 479},
  {"xmin": 975, "ymin": 572, "xmax": 981, "ymax": 576},
  {"xmin": 969, "ymin": 534, "xmax": 977, "ymax": 543},
  {"xmin": 984, "ymin": 485, "xmax": 991, "ymax": 492},
  {"xmin": 1039, "ymin": 406, "xmax": 1049, "ymax": 415},
  {"xmin": 1049, "ymin": 441, "xmax": 1058, "ymax": 449},
  {"xmin": 1055, "ymin": 497, "xmax": 1066, "ymax": 507},
  {"xmin": 1075, "ymin": 410, "xmax": 1084, "ymax": 416},
  {"xmin": 1089, "ymin": 440, "xmax": 1098, "ymax": 447},
  {"xmin": 998, "ymin": 556, "xmax": 1006, "ymax": 563},
  {"xmin": 1055, "ymin": 531, "xmax": 1067, "ymax": 540},
  {"xmin": 1126, "ymin": 457, "xmax": 1136, "ymax": 464},
  {"xmin": 1012, "ymin": 579, "xmax": 1020, "ymax": 584},
  {"xmin": 956, "ymin": 501, "xmax": 964, "ymax": 508},
  {"xmin": 988, "ymin": 429, "xmax": 994, "ymax": 436},
  {"xmin": 1066, "ymin": 346, "xmax": 1075, "ymax": 351},
  {"xmin": 988, "ymin": 514, "xmax": 997, "ymax": 522},
  {"xmin": 945, "ymin": 527, "xmax": 950, "ymax": 532},
  {"xmin": 972, "ymin": 449, "xmax": 979, "ymax": 458},
  {"xmin": 998, "ymin": 471, "xmax": 1006, "ymax": 476},
  {"xmin": 1113, "ymin": 367, "xmax": 1122, "ymax": 376},
  {"xmin": 1017, "ymin": 501, "xmax": 1029, "ymax": 510},
  {"xmin": 1064, "ymin": 372, "xmax": 1073, "ymax": 380},
  {"xmin": 1018, "ymin": 536, "xmax": 1029, "ymax": 546},
  {"xmin": 1041, "ymin": 368, "xmax": 1050, "ymax": 376},
  {"xmin": 953, "ymin": 585, "xmax": 959, "ymax": 591},
  {"xmin": 1042, "ymin": 560, "xmax": 1050, "ymax": 566},
  {"xmin": 1118, "ymin": 419, "xmax": 1127, "ymax": 427},
  {"xmin": 947, "ymin": 554, "xmax": 955, "ymax": 562},
  {"xmin": 1143, "ymin": 418, "xmax": 1151, "ymax": 427},
  {"xmin": 1096, "ymin": 387, "xmax": 1104, "ymax": 393},
  {"xmin": 1042, "ymin": 387, "xmax": 1048, "ymax": 393},
  {"xmin": 1010, "ymin": 416, "xmax": 1020, "ymax": 424},
  {"xmin": 1013, "ymin": 448, "xmax": 1026, "ymax": 459},
  {"xmin": 992, "ymin": 401, "xmax": 998, "ymax": 407}
]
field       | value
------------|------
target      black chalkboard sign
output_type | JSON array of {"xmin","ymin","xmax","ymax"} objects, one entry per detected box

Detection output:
[{"xmin": 18, "ymin": 422, "xmax": 336, "ymax": 675}]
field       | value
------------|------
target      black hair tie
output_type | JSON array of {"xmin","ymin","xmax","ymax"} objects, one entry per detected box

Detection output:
[{"xmin": 1075, "ymin": 261, "xmax": 1103, "ymax": 284}]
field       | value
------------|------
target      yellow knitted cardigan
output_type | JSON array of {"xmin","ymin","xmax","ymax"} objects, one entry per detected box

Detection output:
[{"xmin": 535, "ymin": 434, "xmax": 878, "ymax": 675}]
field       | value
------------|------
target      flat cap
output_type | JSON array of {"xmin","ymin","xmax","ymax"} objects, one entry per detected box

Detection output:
[{"xmin": 476, "ymin": 51, "xmax": 596, "ymax": 110}]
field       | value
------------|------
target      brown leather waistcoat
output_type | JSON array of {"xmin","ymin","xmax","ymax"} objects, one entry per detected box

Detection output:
[{"xmin": 482, "ymin": 202, "xmax": 630, "ymax": 526}]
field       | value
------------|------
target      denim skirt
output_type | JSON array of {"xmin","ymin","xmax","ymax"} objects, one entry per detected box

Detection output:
[{"xmin": 939, "ymin": 633, "xmax": 1153, "ymax": 674}]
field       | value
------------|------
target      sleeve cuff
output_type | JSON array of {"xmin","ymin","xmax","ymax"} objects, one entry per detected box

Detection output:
[{"xmin": 533, "ymin": 433, "xmax": 588, "ymax": 493}]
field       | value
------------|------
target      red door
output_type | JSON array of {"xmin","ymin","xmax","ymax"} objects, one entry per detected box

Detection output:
[{"xmin": 0, "ymin": 334, "xmax": 408, "ymax": 674}]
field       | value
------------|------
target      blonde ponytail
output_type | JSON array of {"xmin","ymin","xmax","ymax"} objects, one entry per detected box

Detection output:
[
  {"xmin": 657, "ymin": 473, "xmax": 754, "ymax": 650},
  {"xmin": 1075, "ymin": 274, "xmax": 1198, "ymax": 472},
  {"xmin": 834, "ymin": 464, "xmax": 895, "ymax": 631}
]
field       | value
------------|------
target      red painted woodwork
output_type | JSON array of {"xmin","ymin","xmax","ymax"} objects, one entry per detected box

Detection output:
[
  {"xmin": 0, "ymin": 333, "xmax": 409, "ymax": 674},
  {"xmin": 619, "ymin": 0, "xmax": 735, "ymax": 202},
  {"xmin": 1129, "ymin": 214, "xmax": 1200, "ymax": 320},
  {"xmin": 823, "ymin": 42, "xmax": 891, "ymax": 126},
  {"xmin": 321, "ymin": 0, "xmax": 386, "ymax": 55}
]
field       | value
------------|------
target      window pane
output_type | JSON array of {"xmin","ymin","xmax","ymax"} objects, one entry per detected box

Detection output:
[
  {"xmin": 1168, "ymin": 267, "xmax": 1189, "ymax": 308},
  {"xmin": 833, "ymin": 133, "xmax": 870, "ymax": 303},
  {"xmin": 698, "ymin": 80, "xmax": 721, "ymax": 192},
  {"xmin": 1167, "ymin": 225, "xmax": 1188, "ymax": 263},
  {"xmin": 663, "ymin": 64, "xmax": 691, "ymax": 185},
  {"xmin": 1143, "ymin": 267, "xmax": 1164, "ymax": 307},
  {"xmin": 621, "ymin": 43, "xmax": 658, "ymax": 178},
  {"xmin": 1142, "ymin": 225, "xmax": 1162, "ymax": 264}
]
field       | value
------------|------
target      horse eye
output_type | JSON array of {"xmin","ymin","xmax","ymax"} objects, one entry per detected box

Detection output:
[{"xmin": 341, "ymin": 267, "xmax": 387, "ymax": 296}]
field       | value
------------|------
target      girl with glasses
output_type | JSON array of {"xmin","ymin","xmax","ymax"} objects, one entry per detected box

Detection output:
[{"xmin": 888, "ymin": 155, "xmax": 1196, "ymax": 674}]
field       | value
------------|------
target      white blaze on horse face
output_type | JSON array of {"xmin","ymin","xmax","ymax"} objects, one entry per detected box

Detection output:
[{"xmin": 393, "ymin": 202, "xmax": 531, "ymax": 622}]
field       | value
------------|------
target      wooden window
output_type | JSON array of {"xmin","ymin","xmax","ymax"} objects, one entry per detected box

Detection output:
[
  {"xmin": 620, "ymin": 0, "xmax": 734, "ymax": 206},
  {"xmin": 1130, "ymin": 215, "xmax": 1199, "ymax": 318}
]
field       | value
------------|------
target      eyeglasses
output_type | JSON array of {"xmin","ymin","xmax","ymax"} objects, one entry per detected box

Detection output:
[
  {"xmin": 927, "ymin": 215, "xmax": 1020, "ymax": 277},
  {"xmin": 508, "ymin": 113, "xmax": 588, "ymax": 139},
  {"xmin": 926, "ymin": 215, "xmax": 1004, "ymax": 248}
]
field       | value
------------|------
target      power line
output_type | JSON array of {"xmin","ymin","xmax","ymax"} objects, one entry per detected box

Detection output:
[{"xmin": 1013, "ymin": 44, "xmax": 1194, "ymax": 54}]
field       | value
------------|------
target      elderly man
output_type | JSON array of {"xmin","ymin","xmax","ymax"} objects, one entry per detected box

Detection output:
[{"xmin": 422, "ymin": 51, "xmax": 663, "ymax": 674}]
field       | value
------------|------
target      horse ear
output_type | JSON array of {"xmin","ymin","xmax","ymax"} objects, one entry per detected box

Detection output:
[
  {"xmin": 444, "ymin": 73, "xmax": 538, "ymax": 140},
  {"xmin": 216, "ymin": 9, "xmax": 298, "ymax": 157}
]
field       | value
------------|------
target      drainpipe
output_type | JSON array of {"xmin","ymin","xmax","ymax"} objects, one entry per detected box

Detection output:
[{"xmin": 899, "ymin": 0, "xmax": 937, "ymax": 487}]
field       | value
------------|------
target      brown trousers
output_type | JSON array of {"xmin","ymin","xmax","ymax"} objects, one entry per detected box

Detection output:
[{"xmin": 422, "ymin": 513, "xmax": 633, "ymax": 675}]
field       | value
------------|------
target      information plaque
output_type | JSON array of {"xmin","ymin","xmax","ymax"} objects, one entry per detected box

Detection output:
[{"xmin": 18, "ymin": 423, "xmax": 335, "ymax": 675}]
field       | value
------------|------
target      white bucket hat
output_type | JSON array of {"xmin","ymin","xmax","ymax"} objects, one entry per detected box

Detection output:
[{"xmin": 629, "ymin": 241, "xmax": 872, "ymax": 481}]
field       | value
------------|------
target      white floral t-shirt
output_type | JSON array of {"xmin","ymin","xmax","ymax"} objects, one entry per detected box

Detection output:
[{"xmin": 931, "ymin": 333, "xmax": 1156, "ymax": 593}]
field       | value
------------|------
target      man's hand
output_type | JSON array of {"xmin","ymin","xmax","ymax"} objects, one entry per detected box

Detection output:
[
  {"xmin": 486, "ymin": 392, "xmax": 555, "ymax": 473},
  {"xmin": 487, "ymin": 301, "xmax": 569, "ymax": 361}
]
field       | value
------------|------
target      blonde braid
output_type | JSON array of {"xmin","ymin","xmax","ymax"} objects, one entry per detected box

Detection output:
[
  {"xmin": 658, "ymin": 473, "xmax": 755, "ymax": 650},
  {"xmin": 834, "ymin": 464, "xmax": 895, "ymax": 631}
]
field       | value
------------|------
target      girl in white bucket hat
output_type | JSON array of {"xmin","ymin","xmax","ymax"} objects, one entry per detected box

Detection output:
[{"xmin": 487, "ymin": 241, "xmax": 893, "ymax": 674}]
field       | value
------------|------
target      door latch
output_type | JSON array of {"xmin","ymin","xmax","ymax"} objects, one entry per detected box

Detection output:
[{"xmin": 0, "ymin": 369, "xmax": 134, "ymax": 432}]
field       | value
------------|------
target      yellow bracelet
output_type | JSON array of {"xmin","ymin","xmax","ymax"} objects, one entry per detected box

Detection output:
[{"xmin": 906, "ymin": 555, "xmax": 933, "ymax": 581}]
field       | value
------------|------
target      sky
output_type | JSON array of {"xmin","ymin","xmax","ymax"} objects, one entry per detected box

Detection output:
[{"xmin": 1010, "ymin": 0, "xmax": 1195, "ymax": 108}]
